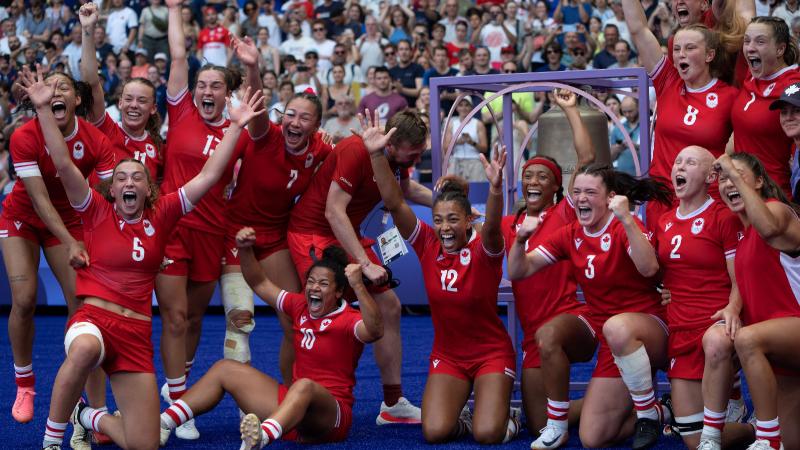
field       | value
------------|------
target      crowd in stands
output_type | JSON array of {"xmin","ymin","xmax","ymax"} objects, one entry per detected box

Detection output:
[{"xmin": 0, "ymin": 0, "xmax": 796, "ymax": 193}]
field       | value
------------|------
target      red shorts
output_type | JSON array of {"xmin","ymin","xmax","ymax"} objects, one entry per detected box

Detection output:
[
  {"xmin": 287, "ymin": 231, "xmax": 389, "ymax": 294},
  {"xmin": 277, "ymin": 384, "xmax": 352, "ymax": 442},
  {"xmin": 590, "ymin": 314, "xmax": 669, "ymax": 378},
  {"xmin": 668, "ymin": 326, "xmax": 713, "ymax": 380},
  {"xmin": 0, "ymin": 215, "xmax": 84, "ymax": 248},
  {"xmin": 67, "ymin": 304, "xmax": 154, "ymax": 375},
  {"xmin": 162, "ymin": 225, "xmax": 225, "ymax": 282},
  {"xmin": 222, "ymin": 226, "xmax": 288, "ymax": 266},
  {"xmin": 428, "ymin": 354, "xmax": 517, "ymax": 381},
  {"xmin": 521, "ymin": 308, "xmax": 592, "ymax": 369}
]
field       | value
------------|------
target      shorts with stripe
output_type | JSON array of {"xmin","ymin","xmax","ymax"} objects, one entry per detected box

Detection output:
[
  {"xmin": 277, "ymin": 384, "xmax": 352, "ymax": 442},
  {"xmin": 0, "ymin": 215, "xmax": 84, "ymax": 248},
  {"xmin": 428, "ymin": 353, "xmax": 517, "ymax": 381}
]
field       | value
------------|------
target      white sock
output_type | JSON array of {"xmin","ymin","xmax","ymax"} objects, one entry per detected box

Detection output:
[
  {"xmin": 614, "ymin": 346, "xmax": 658, "ymax": 420},
  {"xmin": 166, "ymin": 375, "xmax": 187, "ymax": 401},
  {"xmin": 162, "ymin": 399, "xmax": 193, "ymax": 429},
  {"xmin": 80, "ymin": 405, "xmax": 109, "ymax": 432},
  {"xmin": 546, "ymin": 398, "xmax": 569, "ymax": 432},
  {"xmin": 701, "ymin": 407, "xmax": 725, "ymax": 443},
  {"xmin": 261, "ymin": 418, "xmax": 283, "ymax": 443},
  {"xmin": 43, "ymin": 418, "xmax": 67, "ymax": 446}
]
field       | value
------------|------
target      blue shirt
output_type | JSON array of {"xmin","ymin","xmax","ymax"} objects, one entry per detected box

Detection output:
[
  {"xmin": 791, "ymin": 146, "xmax": 800, "ymax": 202},
  {"xmin": 610, "ymin": 119, "xmax": 640, "ymax": 176}
]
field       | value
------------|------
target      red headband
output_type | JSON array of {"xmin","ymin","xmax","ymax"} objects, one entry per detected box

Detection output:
[{"xmin": 522, "ymin": 157, "xmax": 562, "ymax": 186}]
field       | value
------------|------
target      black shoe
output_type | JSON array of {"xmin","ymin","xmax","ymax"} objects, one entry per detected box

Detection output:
[
  {"xmin": 659, "ymin": 393, "xmax": 678, "ymax": 436},
  {"xmin": 632, "ymin": 418, "xmax": 660, "ymax": 450}
]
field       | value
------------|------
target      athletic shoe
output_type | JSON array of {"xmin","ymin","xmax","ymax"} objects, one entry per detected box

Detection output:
[
  {"xmin": 159, "ymin": 425, "xmax": 171, "ymax": 447},
  {"xmin": 659, "ymin": 393, "xmax": 677, "ymax": 436},
  {"xmin": 726, "ymin": 397, "xmax": 748, "ymax": 423},
  {"xmin": 239, "ymin": 413, "xmax": 267, "ymax": 450},
  {"xmin": 43, "ymin": 445, "xmax": 62, "ymax": 450},
  {"xmin": 531, "ymin": 425, "xmax": 569, "ymax": 449},
  {"xmin": 376, "ymin": 397, "xmax": 422, "ymax": 425},
  {"xmin": 69, "ymin": 403, "xmax": 91, "ymax": 450},
  {"xmin": 632, "ymin": 418, "xmax": 661, "ymax": 450},
  {"xmin": 459, "ymin": 405, "xmax": 473, "ymax": 436},
  {"xmin": 160, "ymin": 382, "xmax": 200, "ymax": 440},
  {"xmin": 12, "ymin": 386, "xmax": 35, "ymax": 423},
  {"xmin": 697, "ymin": 438, "xmax": 722, "ymax": 450},
  {"xmin": 746, "ymin": 440, "xmax": 784, "ymax": 450}
]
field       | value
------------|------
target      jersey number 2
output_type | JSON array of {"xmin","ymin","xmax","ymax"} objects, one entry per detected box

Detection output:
[
  {"xmin": 670, "ymin": 235, "xmax": 682, "ymax": 259},
  {"xmin": 132, "ymin": 237, "xmax": 145, "ymax": 262},
  {"xmin": 440, "ymin": 269, "xmax": 458, "ymax": 292}
]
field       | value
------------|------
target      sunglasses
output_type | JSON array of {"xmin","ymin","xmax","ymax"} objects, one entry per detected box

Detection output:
[
  {"xmin": 313, "ymin": 27, "xmax": 325, "ymax": 32},
  {"xmin": 334, "ymin": 50, "xmax": 346, "ymax": 54},
  {"xmin": 503, "ymin": 69, "xmax": 515, "ymax": 73},
  {"xmin": 546, "ymin": 50, "xmax": 561, "ymax": 54},
  {"xmin": 385, "ymin": 51, "xmax": 395, "ymax": 56},
  {"xmin": 572, "ymin": 50, "xmax": 586, "ymax": 56}
]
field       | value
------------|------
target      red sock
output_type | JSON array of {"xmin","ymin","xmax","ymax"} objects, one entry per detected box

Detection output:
[
  {"xmin": 756, "ymin": 418, "xmax": 781, "ymax": 449},
  {"xmin": 383, "ymin": 384, "xmax": 402, "ymax": 407},
  {"xmin": 14, "ymin": 364, "xmax": 35, "ymax": 388}
]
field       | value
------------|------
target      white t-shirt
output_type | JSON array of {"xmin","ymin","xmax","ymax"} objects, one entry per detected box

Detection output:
[
  {"xmin": 279, "ymin": 35, "xmax": 316, "ymax": 60},
  {"xmin": 63, "ymin": 43, "xmax": 82, "ymax": 81},
  {"xmin": 106, "ymin": 7, "xmax": 138, "ymax": 53},
  {"xmin": 257, "ymin": 14, "xmax": 282, "ymax": 48},
  {"xmin": 479, "ymin": 23, "xmax": 510, "ymax": 65},
  {"xmin": 356, "ymin": 35, "xmax": 388, "ymax": 75},
  {"xmin": 312, "ymin": 39, "xmax": 336, "ymax": 73},
  {"xmin": 0, "ymin": 35, "xmax": 28, "ymax": 55}
]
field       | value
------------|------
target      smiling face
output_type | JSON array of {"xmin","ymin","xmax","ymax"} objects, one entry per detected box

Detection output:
[
  {"xmin": 672, "ymin": 29, "xmax": 713, "ymax": 85},
  {"xmin": 522, "ymin": 164, "xmax": 559, "ymax": 213},
  {"xmin": 719, "ymin": 159, "xmax": 760, "ymax": 213},
  {"xmin": 671, "ymin": 146, "xmax": 714, "ymax": 201},
  {"xmin": 281, "ymin": 97, "xmax": 320, "ymax": 152},
  {"xmin": 432, "ymin": 200, "xmax": 471, "ymax": 252},
  {"xmin": 572, "ymin": 173, "xmax": 612, "ymax": 231},
  {"xmin": 743, "ymin": 22, "xmax": 786, "ymax": 79},
  {"xmin": 110, "ymin": 160, "xmax": 152, "ymax": 220},
  {"xmin": 118, "ymin": 80, "xmax": 156, "ymax": 133},
  {"xmin": 45, "ymin": 73, "xmax": 81, "ymax": 132},
  {"xmin": 193, "ymin": 68, "xmax": 228, "ymax": 122},
  {"xmin": 304, "ymin": 266, "xmax": 343, "ymax": 318},
  {"xmin": 780, "ymin": 103, "xmax": 800, "ymax": 140}
]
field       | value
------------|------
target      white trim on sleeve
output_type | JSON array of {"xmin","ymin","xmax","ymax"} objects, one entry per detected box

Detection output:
[
  {"xmin": 167, "ymin": 86, "xmax": 190, "ymax": 105},
  {"xmin": 276, "ymin": 290, "xmax": 288, "ymax": 313},
  {"xmin": 649, "ymin": 55, "xmax": 666, "ymax": 79},
  {"xmin": 178, "ymin": 188, "xmax": 194, "ymax": 214},
  {"xmin": 534, "ymin": 245, "xmax": 557, "ymax": 265},
  {"xmin": 353, "ymin": 320, "xmax": 366, "ymax": 343},
  {"xmin": 407, "ymin": 219, "xmax": 422, "ymax": 245},
  {"xmin": 72, "ymin": 189, "xmax": 93, "ymax": 212},
  {"xmin": 13, "ymin": 161, "xmax": 41, "ymax": 178}
]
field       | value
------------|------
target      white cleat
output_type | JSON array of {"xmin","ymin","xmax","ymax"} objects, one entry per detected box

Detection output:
[
  {"xmin": 160, "ymin": 383, "xmax": 170, "ymax": 404},
  {"xmin": 376, "ymin": 397, "xmax": 422, "ymax": 425},
  {"xmin": 746, "ymin": 440, "xmax": 783, "ymax": 450},
  {"xmin": 239, "ymin": 413, "xmax": 267, "ymax": 450},
  {"xmin": 531, "ymin": 424, "xmax": 569, "ymax": 449},
  {"xmin": 459, "ymin": 405, "xmax": 473, "ymax": 436},
  {"xmin": 726, "ymin": 397, "xmax": 748, "ymax": 423},
  {"xmin": 159, "ymin": 425, "xmax": 171, "ymax": 447},
  {"xmin": 697, "ymin": 439, "xmax": 722, "ymax": 450},
  {"xmin": 69, "ymin": 402, "xmax": 91, "ymax": 450},
  {"xmin": 160, "ymin": 382, "xmax": 200, "ymax": 440}
]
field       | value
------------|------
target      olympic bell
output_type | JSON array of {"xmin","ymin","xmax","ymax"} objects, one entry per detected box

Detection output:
[{"xmin": 537, "ymin": 95, "xmax": 612, "ymax": 192}]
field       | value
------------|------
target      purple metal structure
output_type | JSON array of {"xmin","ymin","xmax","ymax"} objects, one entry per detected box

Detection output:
[{"xmin": 429, "ymin": 68, "xmax": 652, "ymax": 214}]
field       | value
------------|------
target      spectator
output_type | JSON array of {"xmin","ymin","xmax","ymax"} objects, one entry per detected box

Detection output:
[
  {"xmin": 221, "ymin": 4, "xmax": 241, "ymax": 38},
  {"xmin": 647, "ymin": 2, "xmax": 674, "ymax": 43},
  {"xmin": 389, "ymin": 39, "xmax": 424, "ymax": 107},
  {"xmin": 456, "ymin": 48, "xmax": 474, "ymax": 74},
  {"xmin": 261, "ymin": 70, "xmax": 279, "ymax": 104},
  {"xmin": 383, "ymin": 44, "xmax": 397, "ymax": 70},
  {"xmin": 525, "ymin": 0, "xmax": 555, "ymax": 34},
  {"xmin": 322, "ymin": 43, "xmax": 363, "ymax": 87},
  {"xmin": 93, "ymin": 25, "xmax": 115, "ymax": 66},
  {"xmin": 269, "ymin": 80, "xmax": 294, "ymax": 123},
  {"xmin": 534, "ymin": 42, "xmax": 567, "ymax": 72},
  {"xmin": 466, "ymin": 7, "xmax": 484, "ymax": 43},
  {"xmin": 43, "ymin": 32, "xmax": 69, "ymax": 71},
  {"xmin": 357, "ymin": 66, "xmax": 407, "ymax": 124},
  {"xmin": 504, "ymin": 0, "xmax": 525, "ymax": 43},
  {"xmin": 445, "ymin": 20, "xmax": 473, "ymax": 65},
  {"xmin": 553, "ymin": 0, "xmax": 591, "ymax": 26},
  {"xmin": 415, "ymin": 0, "xmax": 441, "ymax": 29},
  {"xmin": 609, "ymin": 96, "xmax": 640, "ymax": 176},
  {"xmin": 279, "ymin": 18, "xmax": 314, "ymax": 60},
  {"xmin": 292, "ymin": 63, "xmax": 316, "ymax": 94},
  {"xmin": 147, "ymin": 64, "xmax": 167, "ymax": 118},
  {"xmin": 382, "ymin": 5, "xmax": 415, "ymax": 45},
  {"xmin": 773, "ymin": 0, "xmax": 800, "ymax": 25},
  {"xmin": 131, "ymin": 47, "xmax": 150, "ymax": 78},
  {"xmin": 792, "ymin": 16, "xmax": 800, "ymax": 43},
  {"xmin": 153, "ymin": 51, "xmax": 168, "ymax": 80},
  {"xmin": 315, "ymin": 0, "xmax": 344, "ymax": 31},
  {"xmin": 61, "ymin": 26, "xmax": 83, "ymax": 80},
  {"xmin": 0, "ymin": 20, "xmax": 28, "ymax": 55},
  {"xmin": 362, "ymin": 65, "xmax": 378, "ymax": 96},
  {"xmin": 322, "ymin": 95, "xmax": 361, "ymax": 143},
  {"xmin": 355, "ymin": 15, "xmax": 388, "ymax": 75},
  {"xmin": 604, "ymin": 0, "xmax": 631, "ymax": 47},
  {"xmin": 411, "ymin": 23, "xmax": 430, "ymax": 57},
  {"xmin": 255, "ymin": 27, "xmax": 280, "ymax": 74},
  {"xmin": 340, "ymin": 3, "xmax": 364, "ymax": 39},
  {"xmin": 44, "ymin": 0, "xmax": 72, "ymax": 33},
  {"xmin": 438, "ymin": 0, "xmax": 465, "ymax": 42},
  {"xmin": 256, "ymin": 0, "xmax": 282, "ymax": 48},
  {"xmin": 181, "ymin": 5, "xmax": 200, "ymax": 48},
  {"xmin": 465, "ymin": 46, "xmax": 499, "ymax": 75},
  {"xmin": 422, "ymin": 46, "xmax": 459, "ymax": 112},
  {"xmin": 138, "ymin": 0, "xmax": 169, "ymax": 63},
  {"xmin": 474, "ymin": 3, "xmax": 516, "ymax": 68},
  {"xmin": 322, "ymin": 63, "xmax": 351, "ymax": 119},
  {"xmin": 303, "ymin": 51, "xmax": 324, "ymax": 92},
  {"xmin": 197, "ymin": 6, "xmax": 230, "ymax": 66},
  {"xmin": 0, "ymin": 55, "xmax": 17, "ymax": 90},
  {"xmin": 7, "ymin": 35, "xmax": 24, "ymax": 65},
  {"xmin": 309, "ymin": 19, "xmax": 336, "ymax": 72},
  {"xmin": 443, "ymin": 96, "xmax": 488, "ymax": 182},
  {"xmin": 592, "ymin": 0, "xmax": 615, "ymax": 23},
  {"xmin": 592, "ymin": 23, "xmax": 620, "ymax": 69},
  {"xmin": 566, "ymin": 41, "xmax": 591, "ymax": 69},
  {"xmin": 21, "ymin": 0, "xmax": 52, "ymax": 45},
  {"xmin": 240, "ymin": 1, "xmax": 261, "ymax": 39},
  {"xmin": 608, "ymin": 39, "xmax": 635, "ymax": 69},
  {"xmin": 105, "ymin": 0, "xmax": 138, "ymax": 55}
]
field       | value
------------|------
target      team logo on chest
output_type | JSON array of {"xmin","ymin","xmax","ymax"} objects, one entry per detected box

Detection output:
[
  {"xmin": 13, "ymin": 221, "xmax": 22, "ymax": 230},
  {"xmin": 600, "ymin": 233, "xmax": 612, "ymax": 252},
  {"xmin": 737, "ymin": 231, "xmax": 744, "ymax": 241},
  {"xmin": 145, "ymin": 143, "xmax": 156, "ymax": 158},
  {"xmin": 230, "ymin": 247, "xmax": 238, "ymax": 257},
  {"xmin": 574, "ymin": 238, "xmax": 583, "ymax": 250},
  {"xmin": 665, "ymin": 222, "xmax": 673, "ymax": 232},
  {"xmin": 118, "ymin": 219, "xmax": 125, "ymax": 230},
  {"xmin": 459, "ymin": 248, "xmax": 471, "ymax": 265},
  {"xmin": 319, "ymin": 318, "xmax": 332, "ymax": 331},
  {"xmin": 304, "ymin": 153, "xmax": 314, "ymax": 168},
  {"xmin": 143, "ymin": 219, "xmax": 155, "ymax": 237},
  {"xmin": 299, "ymin": 314, "xmax": 308, "ymax": 325},
  {"xmin": 691, "ymin": 218, "xmax": 704, "ymax": 235},
  {"xmin": 705, "ymin": 93, "xmax": 718, "ymax": 109},
  {"xmin": 72, "ymin": 141, "xmax": 85, "ymax": 160},
  {"xmin": 764, "ymin": 82, "xmax": 777, "ymax": 97}
]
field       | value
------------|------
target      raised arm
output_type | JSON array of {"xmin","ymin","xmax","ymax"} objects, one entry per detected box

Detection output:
[
  {"xmin": 236, "ymin": 227, "xmax": 282, "ymax": 307},
  {"xmin": 78, "ymin": 3, "xmax": 106, "ymax": 123},
  {"xmin": 479, "ymin": 145, "xmax": 506, "ymax": 254},
  {"xmin": 621, "ymin": 0, "xmax": 663, "ymax": 73},
  {"xmin": 553, "ymin": 88, "xmax": 595, "ymax": 193},
  {"xmin": 20, "ymin": 66, "xmax": 90, "ymax": 209},
  {"xmin": 609, "ymin": 195, "xmax": 659, "ymax": 277},
  {"xmin": 360, "ymin": 110, "xmax": 418, "ymax": 239},
  {"xmin": 507, "ymin": 216, "xmax": 553, "ymax": 279},
  {"xmin": 166, "ymin": 0, "xmax": 189, "ymax": 97},
  {"xmin": 182, "ymin": 88, "xmax": 264, "ymax": 205},
  {"xmin": 348, "ymin": 264, "xmax": 384, "ymax": 343},
  {"xmin": 232, "ymin": 36, "xmax": 269, "ymax": 138}
]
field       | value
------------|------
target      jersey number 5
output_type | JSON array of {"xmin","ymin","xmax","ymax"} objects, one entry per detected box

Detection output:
[
  {"xmin": 440, "ymin": 269, "xmax": 458, "ymax": 292},
  {"xmin": 132, "ymin": 237, "xmax": 145, "ymax": 262},
  {"xmin": 300, "ymin": 328, "xmax": 316, "ymax": 349}
]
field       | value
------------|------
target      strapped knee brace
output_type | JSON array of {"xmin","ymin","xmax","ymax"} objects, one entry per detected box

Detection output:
[
  {"xmin": 221, "ymin": 272, "xmax": 255, "ymax": 362},
  {"xmin": 64, "ymin": 322, "xmax": 105, "ymax": 369},
  {"xmin": 674, "ymin": 412, "xmax": 704, "ymax": 436}
]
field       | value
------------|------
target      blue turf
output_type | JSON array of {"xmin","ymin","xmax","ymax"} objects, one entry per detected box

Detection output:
[{"xmin": 0, "ymin": 313, "xmax": 689, "ymax": 449}]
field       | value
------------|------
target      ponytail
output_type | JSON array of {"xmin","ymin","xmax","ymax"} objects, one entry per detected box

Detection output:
[{"xmin": 577, "ymin": 163, "xmax": 673, "ymax": 206}]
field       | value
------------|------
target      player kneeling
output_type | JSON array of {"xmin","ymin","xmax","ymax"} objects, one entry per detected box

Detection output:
[{"xmin": 159, "ymin": 230, "xmax": 383, "ymax": 448}]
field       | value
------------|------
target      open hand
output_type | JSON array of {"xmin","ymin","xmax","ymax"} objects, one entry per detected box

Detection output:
[
  {"xmin": 480, "ymin": 144, "xmax": 507, "ymax": 189},
  {"xmin": 351, "ymin": 108, "xmax": 396, "ymax": 156},
  {"xmin": 227, "ymin": 87, "xmax": 266, "ymax": 128},
  {"xmin": 232, "ymin": 36, "xmax": 259, "ymax": 67},
  {"xmin": 18, "ymin": 65, "xmax": 55, "ymax": 111}
]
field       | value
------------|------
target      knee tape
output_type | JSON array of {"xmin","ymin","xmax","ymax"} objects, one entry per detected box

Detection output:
[
  {"xmin": 221, "ymin": 273, "xmax": 255, "ymax": 362},
  {"xmin": 64, "ymin": 322, "xmax": 105, "ymax": 369},
  {"xmin": 674, "ymin": 412, "xmax": 704, "ymax": 436}
]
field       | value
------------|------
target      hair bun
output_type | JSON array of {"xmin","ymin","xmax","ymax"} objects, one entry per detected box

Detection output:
[
  {"xmin": 437, "ymin": 175, "xmax": 469, "ymax": 197},
  {"xmin": 321, "ymin": 245, "xmax": 348, "ymax": 267}
]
